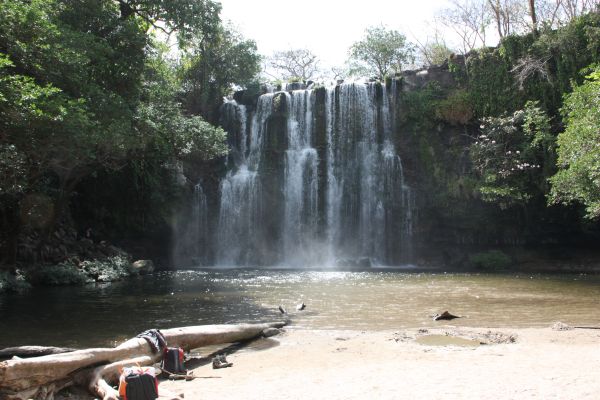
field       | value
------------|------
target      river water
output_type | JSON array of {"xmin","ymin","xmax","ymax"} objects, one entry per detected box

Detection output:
[{"xmin": 1, "ymin": 269, "xmax": 599, "ymax": 348}]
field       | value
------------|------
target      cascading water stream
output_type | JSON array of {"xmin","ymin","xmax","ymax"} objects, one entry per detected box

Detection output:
[
  {"xmin": 283, "ymin": 90, "xmax": 319, "ymax": 265},
  {"xmin": 173, "ymin": 181, "xmax": 209, "ymax": 266},
  {"xmin": 210, "ymin": 81, "xmax": 414, "ymax": 267}
]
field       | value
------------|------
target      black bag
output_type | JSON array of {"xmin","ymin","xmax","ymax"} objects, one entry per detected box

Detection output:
[
  {"xmin": 161, "ymin": 347, "xmax": 186, "ymax": 374},
  {"xmin": 125, "ymin": 373, "xmax": 158, "ymax": 400}
]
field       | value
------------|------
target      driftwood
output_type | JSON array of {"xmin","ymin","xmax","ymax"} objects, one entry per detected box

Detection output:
[
  {"xmin": 76, "ymin": 355, "xmax": 154, "ymax": 400},
  {"xmin": 0, "ymin": 322, "xmax": 285, "ymax": 400},
  {"xmin": 0, "ymin": 346, "xmax": 77, "ymax": 360}
]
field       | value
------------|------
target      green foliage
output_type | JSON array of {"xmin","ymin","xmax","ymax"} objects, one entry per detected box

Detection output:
[
  {"xmin": 399, "ymin": 81, "xmax": 444, "ymax": 130},
  {"xmin": 79, "ymin": 255, "xmax": 133, "ymax": 282},
  {"xmin": 469, "ymin": 250, "xmax": 512, "ymax": 270},
  {"xmin": 31, "ymin": 255, "xmax": 134, "ymax": 285},
  {"xmin": 549, "ymin": 65, "xmax": 600, "ymax": 218},
  {"xmin": 180, "ymin": 24, "xmax": 261, "ymax": 123},
  {"xmin": 348, "ymin": 25, "xmax": 415, "ymax": 80},
  {"xmin": 0, "ymin": 270, "xmax": 31, "ymax": 293},
  {"xmin": 0, "ymin": 0, "xmax": 231, "ymax": 267},
  {"xmin": 0, "ymin": 0, "xmax": 146, "ymax": 201},
  {"xmin": 135, "ymin": 47, "xmax": 228, "ymax": 160},
  {"xmin": 466, "ymin": 11, "xmax": 600, "ymax": 117},
  {"xmin": 0, "ymin": 144, "xmax": 27, "ymax": 197},
  {"xmin": 470, "ymin": 101, "xmax": 554, "ymax": 208},
  {"xmin": 465, "ymin": 48, "xmax": 516, "ymax": 117},
  {"xmin": 420, "ymin": 42, "xmax": 454, "ymax": 67},
  {"xmin": 32, "ymin": 263, "xmax": 89, "ymax": 286},
  {"xmin": 115, "ymin": 0, "xmax": 222, "ymax": 44},
  {"xmin": 435, "ymin": 89, "xmax": 474, "ymax": 125}
]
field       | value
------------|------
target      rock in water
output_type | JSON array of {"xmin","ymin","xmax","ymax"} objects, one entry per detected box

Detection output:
[
  {"xmin": 131, "ymin": 260, "xmax": 155, "ymax": 275},
  {"xmin": 278, "ymin": 305, "xmax": 287, "ymax": 314},
  {"xmin": 296, "ymin": 302, "xmax": 306, "ymax": 311},
  {"xmin": 433, "ymin": 311, "xmax": 460, "ymax": 321}
]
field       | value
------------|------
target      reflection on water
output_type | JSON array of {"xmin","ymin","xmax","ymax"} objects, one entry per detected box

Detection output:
[{"xmin": 0, "ymin": 269, "xmax": 599, "ymax": 348}]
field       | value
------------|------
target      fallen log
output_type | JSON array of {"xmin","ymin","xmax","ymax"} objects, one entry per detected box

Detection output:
[
  {"xmin": 0, "ymin": 346, "xmax": 77, "ymax": 360},
  {"xmin": 0, "ymin": 321, "xmax": 285, "ymax": 400},
  {"xmin": 75, "ymin": 356, "xmax": 156, "ymax": 400}
]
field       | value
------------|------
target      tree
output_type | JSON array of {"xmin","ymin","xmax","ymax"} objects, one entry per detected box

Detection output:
[
  {"xmin": 470, "ymin": 101, "xmax": 554, "ymax": 208},
  {"xmin": 528, "ymin": 0, "xmax": 598, "ymax": 29},
  {"xmin": 267, "ymin": 48, "xmax": 320, "ymax": 82},
  {"xmin": 438, "ymin": 0, "xmax": 490, "ymax": 54},
  {"xmin": 549, "ymin": 65, "xmax": 600, "ymax": 218},
  {"xmin": 558, "ymin": 0, "xmax": 598, "ymax": 22},
  {"xmin": 348, "ymin": 25, "xmax": 415, "ymax": 80},
  {"xmin": 180, "ymin": 24, "xmax": 261, "ymax": 123},
  {"xmin": 529, "ymin": 0, "xmax": 539, "ymax": 33},
  {"xmin": 413, "ymin": 26, "xmax": 456, "ymax": 67},
  {"xmin": 0, "ymin": 0, "xmax": 143, "ymax": 247},
  {"xmin": 115, "ymin": 0, "xmax": 221, "ymax": 42},
  {"xmin": 487, "ymin": 0, "xmax": 529, "ymax": 38},
  {"xmin": 0, "ymin": 0, "xmax": 229, "ymax": 266}
]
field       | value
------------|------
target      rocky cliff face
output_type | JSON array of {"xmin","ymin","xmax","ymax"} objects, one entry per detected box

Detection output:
[
  {"xmin": 175, "ymin": 57, "xmax": 597, "ymax": 268},
  {"xmin": 176, "ymin": 74, "xmax": 424, "ymax": 267}
]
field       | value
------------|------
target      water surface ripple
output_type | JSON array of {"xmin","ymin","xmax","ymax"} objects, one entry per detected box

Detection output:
[{"xmin": 1, "ymin": 270, "xmax": 599, "ymax": 348}]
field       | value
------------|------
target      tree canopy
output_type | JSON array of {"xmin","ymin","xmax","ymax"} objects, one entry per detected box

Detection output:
[
  {"xmin": 268, "ymin": 48, "xmax": 320, "ymax": 82},
  {"xmin": 470, "ymin": 101, "xmax": 554, "ymax": 208},
  {"xmin": 348, "ymin": 25, "xmax": 415, "ymax": 80},
  {"xmin": 0, "ymin": 0, "xmax": 232, "ymax": 265},
  {"xmin": 180, "ymin": 23, "xmax": 261, "ymax": 123},
  {"xmin": 549, "ymin": 65, "xmax": 600, "ymax": 218}
]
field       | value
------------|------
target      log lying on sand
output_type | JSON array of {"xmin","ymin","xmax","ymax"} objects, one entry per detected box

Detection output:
[{"xmin": 0, "ymin": 321, "xmax": 286, "ymax": 400}]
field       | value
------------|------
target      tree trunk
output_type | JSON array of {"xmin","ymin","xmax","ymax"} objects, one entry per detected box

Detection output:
[
  {"xmin": 529, "ymin": 0, "xmax": 538, "ymax": 34},
  {"xmin": 0, "ymin": 346, "xmax": 76, "ymax": 360},
  {"xmin": 487, "ymin": 0, "xmax": 504, "ymax": 38},
  {"xmin": 76, "ymin": 355, "xmax": 155, "ymax": 400},
  {"xmin": 0, "ymin": 322, "xmax": 285, "ymax": 400}
]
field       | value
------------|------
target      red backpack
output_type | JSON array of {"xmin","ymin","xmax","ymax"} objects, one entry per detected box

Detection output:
[
  {"xmin": 118, "ymin": 366, "xmax": 158, "ymax": 400},
  {"xmin": 161, "ymin": 347, "xmax": 186, "ymax": 374}
]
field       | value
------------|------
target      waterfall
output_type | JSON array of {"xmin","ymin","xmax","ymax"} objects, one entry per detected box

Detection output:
[
  {"xmin": 283, "ymin": 90, "xmax": 319, "ymax": 265},
  {"xmin": 173, "ymin": 181, "xmax": 209, "ymax": 266},
  {"xmin": 216, "ymin": 165, "xmax": 261, "ymax": 265},
  {"xmin": 211, "ymin": 82, "xmax": 414, "ymax": 267},
  {"xmin": 215, "ymin": 96, "xmax": 273, "ymax": 265}
]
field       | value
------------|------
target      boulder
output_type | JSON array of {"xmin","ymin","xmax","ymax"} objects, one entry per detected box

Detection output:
[
  {"xmin": 285, "ymin": 82, "xmax": 305, "ymax": 91},
  {"xmin": 433, "ymin": 311, "xmax": 460, "ymax": 321},
  {"xmin": 131, "ymin": 260, "xmax": 155, "ymax": 275}
]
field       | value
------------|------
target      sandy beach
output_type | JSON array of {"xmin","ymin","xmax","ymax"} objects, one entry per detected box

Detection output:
[{"xmin": 154, "ymin": 326, "xmax": 600, "ymax": 400}]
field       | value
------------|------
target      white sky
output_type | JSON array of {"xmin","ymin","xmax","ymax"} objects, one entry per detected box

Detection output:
[{"xmin": 216, "ymin": 0, "xmax": 455, "ymax": 69}]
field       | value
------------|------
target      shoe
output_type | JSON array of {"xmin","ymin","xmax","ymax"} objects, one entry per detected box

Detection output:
[{"xmin": 212, "ymin": 354, "xmax": 233, "ymax": 369}]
